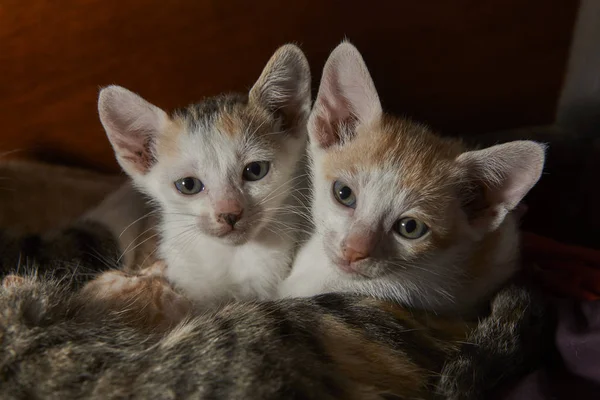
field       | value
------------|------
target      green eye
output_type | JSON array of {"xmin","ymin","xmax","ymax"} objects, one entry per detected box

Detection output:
[
  {"xmin": 394, "ymin": 217, "xmax": 429, "ymax": 239},
  {"xmin": 332, "ymin": 181, "xmax": 356, "ymax": 208},
  {"xmin": 243, "ymin": 161, "xmax": 270, "ymax": 181},
  {"xmin": 174, "ymin": 177, "xmax": 204, "ymax": 195}
]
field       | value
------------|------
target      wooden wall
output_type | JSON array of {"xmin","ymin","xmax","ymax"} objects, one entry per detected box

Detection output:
[{"xmin": 0, "ymin": 0, "xmax": 579, "ymax": 173}]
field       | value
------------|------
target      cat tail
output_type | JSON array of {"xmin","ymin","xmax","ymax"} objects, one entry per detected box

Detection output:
[{"xmin": 437, "ymin": 280, "xmax": 555, "ymax": 400}]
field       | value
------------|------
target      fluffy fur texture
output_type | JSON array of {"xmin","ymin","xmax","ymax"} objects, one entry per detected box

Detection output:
[
  {"xmin": 437, "ymin": 282, "xmax": 553, "ymax": 399},
  {"xmin": 98, "ymin": 45, "xmax": 311, "ymax": 304},
  {"xmin": 279, "ymin": 42, "xmax": 546, "ymax": 315},
  {"xmin": 0, "ymin": 270, "xmax": 550, "ymax": 400}
]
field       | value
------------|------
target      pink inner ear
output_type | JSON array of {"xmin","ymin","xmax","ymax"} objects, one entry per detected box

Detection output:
[
  {"xmin": 313, "ymin": 115, "xmax": 342, "ymax": 148},
  {"xmin": 495, "ymin": 169, "xmax": 538, "ymax": 210},
  {"xmin": 311, "ymin": 90, "xmax": 356, "ymax": 148},
  {"xmin": 111, "ymin": 132, "xmax": 155, "ymax": 175}
]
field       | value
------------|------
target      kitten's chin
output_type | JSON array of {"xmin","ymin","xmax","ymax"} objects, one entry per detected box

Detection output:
[
  {"xmin": 207, "ymin": 219, "xmax": 267, "ymax": 245},
  {"xmin": 329, "ymin": 256, "xmax": 372, "ymax": 280},
  {"xmin": 213, "ymin": 229, "xmax": 250, "ymax": 245}
]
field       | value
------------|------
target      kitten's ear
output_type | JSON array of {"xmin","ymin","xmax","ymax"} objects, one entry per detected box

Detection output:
[
  {"xmin": 309, "ymin": 41, "xmax": 382, "ymax": 149},
  {"xmin": 98, "ymin": 85, "xmax": 169, "ymax": 177},
  {"xmin": 249, "ymin": 44, "xmax": 311, "ymax": 131},
  {"xmin": 457, "ymin": 141, "xmax": 546, "ymax": 232}
]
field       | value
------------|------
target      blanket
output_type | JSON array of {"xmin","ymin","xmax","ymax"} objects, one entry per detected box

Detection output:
[{"xmin": 499, "ymin": 233, "xmax": 600, "ymax": 398}]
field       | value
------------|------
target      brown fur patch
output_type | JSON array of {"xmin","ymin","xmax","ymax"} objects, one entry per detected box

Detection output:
[
  {"xmin": 320, "ymin": 314, "xmax": 431, "ymax": 398},
  {"xmin": 370, "ymin": 299, "xmax": 474, "ymax": 340},
  {"xmin": 214, "ymin": 112, "xmax": 243, "ymax": 138}
]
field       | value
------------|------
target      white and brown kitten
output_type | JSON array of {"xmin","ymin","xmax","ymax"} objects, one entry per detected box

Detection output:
[
  {"xmin": 98, "ymin": 45, "xmax": 311, "ymax": 304},
  {"xmin": 278, "ymin": 42, "xmax": 546, "ymax": 315}
]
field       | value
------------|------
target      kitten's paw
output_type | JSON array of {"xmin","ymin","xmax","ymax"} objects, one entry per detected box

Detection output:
[
  {"xmin": 2, "ymin": 274, "xmax": 26, "ymax": 289},
  {"xmin": 81, "ymin": 270, "xmax": 140, "ymax": 299},
  {"xmin": 81, "ymin": 268, "xmax": 192, "ymax": 331},
  {"xmin": 140, "ymin": 260, "xmax": 168, "ymax": 277}
]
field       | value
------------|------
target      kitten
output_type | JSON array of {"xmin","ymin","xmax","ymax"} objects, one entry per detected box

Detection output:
[
  {"xmin": 98, "ymin": 45, "xmax": 311, "ymax": 304},
  {"xmin": 0, "ymin": 271, "xmax": 550, "ymax": 399},
  {"xmin": 279, "ymin": 42, "xmax": 546, "ymax": 315}
]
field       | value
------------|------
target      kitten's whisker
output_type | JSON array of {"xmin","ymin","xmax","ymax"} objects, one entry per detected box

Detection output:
[
  {"xmin": 117, "ymin": 233, "xmax": 160, "ymax": 264},
  {"xmin": 119, "ymin": 209, "xmax": 157, "ymax": 238},
  {"xmin": 118, "ymin": 225, "xmax": 159, "ymax": 261},
  {"xmin": 257, "ymin": 173, "xmax": 310, "ymax": 206}
]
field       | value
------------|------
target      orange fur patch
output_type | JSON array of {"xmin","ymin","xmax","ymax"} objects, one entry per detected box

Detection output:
[
  {"xmin": 156, "ymin": 117, "xmax": 185, "ymax": 158},
  {"xmin": 81, "ymin": 262, "xmax": 192, "ymax": 332},
  {"xmin": 320, "ymin": 314, "xmax": 431, "ymax": 398}
]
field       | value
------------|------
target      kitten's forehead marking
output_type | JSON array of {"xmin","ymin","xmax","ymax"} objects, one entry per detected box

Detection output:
[
  {"xmin": 155, "ymin": 117, "xmax": 185, "ymax": 158},
  {"xmin": 324, "ymin": 118, "xmax": 464, "ymax": 191},
  {"xmin": 173, "ymin": 94, "xmax": 273, "ymax": 142}
]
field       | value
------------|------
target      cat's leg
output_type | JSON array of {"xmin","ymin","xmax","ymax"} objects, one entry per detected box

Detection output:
[{"xmin": 80, "ymin": 261, "xmax": 192, "ymax": 332}]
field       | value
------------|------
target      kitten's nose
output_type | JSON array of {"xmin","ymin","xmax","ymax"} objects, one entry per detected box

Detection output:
[
  {"xmin": 214, "ymin": 198, "xmax": 243, "ymax": 228},
  {"xmin": 342, "ymin": 247, "xmax": 369, "ymax": 263},
  {"xmin": 341, "ymin": 233, "xmax": 377, "ymax": 263},
  {"xmin": 218, "ymin": 212, "xmax": 242, "ymax": 227}
]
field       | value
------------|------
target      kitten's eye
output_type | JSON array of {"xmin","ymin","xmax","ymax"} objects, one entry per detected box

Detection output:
[
  {"xmin": 332, "ymin": 181, "xmax": 356, "ymax": 208},
  {"xmin": 394, "ymin": 217, "xmax": 429, "ymax": 239},
  {"xmin": 243, "ymin": 161, "xmax": 270, "ymax": 181},
  {"xmin": 174, "ymin": 177, "xmax": 204, "ymax": 195}
]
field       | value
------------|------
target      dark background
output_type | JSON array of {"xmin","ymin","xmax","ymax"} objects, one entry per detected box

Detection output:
[{"xmin": 0, "ymin": 0, "xmax": 580, "ymax": 173}]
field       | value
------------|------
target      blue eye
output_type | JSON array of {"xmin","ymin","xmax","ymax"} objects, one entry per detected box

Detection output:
[
  {"xmin": 332, "ymin": 181, "xmax": 356, "ymax": 208},
  {"xmin": 394, "ymin": 217, "xmax": 429, "ymax": 239},
  {"xmin": 243, "ymin": 161, "xmax": 270, "ymax": 181},
  {"xmin": 174, "ymin": 177, "xmax": 204, "ymax": 195}
]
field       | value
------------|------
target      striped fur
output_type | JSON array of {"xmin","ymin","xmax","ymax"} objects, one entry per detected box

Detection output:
[{"xmin": 0, "ymin": 272, "xmax": 550, "ymax": 399}]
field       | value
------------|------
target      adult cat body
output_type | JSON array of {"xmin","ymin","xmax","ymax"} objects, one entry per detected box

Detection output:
[{"xmin": 0, "ymin": 272, "xmax": 550, "ymax": 400}]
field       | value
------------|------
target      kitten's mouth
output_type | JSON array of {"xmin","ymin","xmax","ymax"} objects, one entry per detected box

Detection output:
[
  {"xmin": 332, "ymin": 257, "xmax": 371, "ymax": 279},
  {"xmin": 212, "ymin": 226, "xmax": 250, "ymax": 245}
]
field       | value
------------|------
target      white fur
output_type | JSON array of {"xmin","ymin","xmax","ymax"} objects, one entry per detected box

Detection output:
[{"xmin": 139, "ymin": 124, "xmax": 308, "ymax": 304}]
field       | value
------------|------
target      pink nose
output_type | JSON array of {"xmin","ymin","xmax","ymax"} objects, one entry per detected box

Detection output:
[
  {"xmin": 341, "ymin": 234, "xmax": 377, "ymax": 263},
  {"xmin": 214, "ymin": 199, "xmax": 243, "ymax": 227},
  {"xmin": 342, "ymin": 247, "xmax": 368, "ymax": 263}
]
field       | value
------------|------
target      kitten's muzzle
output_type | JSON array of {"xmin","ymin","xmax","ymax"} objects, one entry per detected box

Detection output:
[
  {"xmin": 341, "ymin": 232, "xmax": 377, "ymax": 263},
  {"xmin": 217, "ymin": 211, "xmax": 243, "ymax": 228},
  {"xmin": 213, "ymin": 198, "xmax": 244, "ymax": 229}
]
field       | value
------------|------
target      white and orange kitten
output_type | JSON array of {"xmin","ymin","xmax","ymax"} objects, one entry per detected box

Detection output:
[
  {"xmin": 98, "ymin": 45, "xmax": 311, "ymax": 304},
  {"xmin": 279, "ymin": 42, "xmax": 546, "ymax": 315}
]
